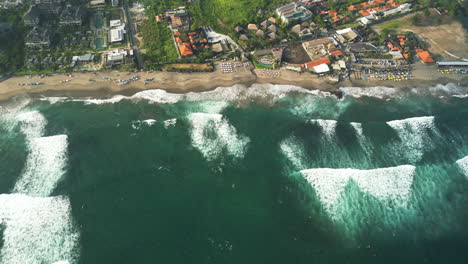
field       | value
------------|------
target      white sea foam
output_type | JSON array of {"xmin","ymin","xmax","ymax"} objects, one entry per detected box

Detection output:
[
  {"xmin": 0, "ymin": 96, "xmax": 32, "ymax": 115},
  {"xmin": 188, "ymin": 113, "xmax": 250, "ymax": 161},
  {"xmin": 387, "ymin": 116, "xmax": 438, "ymax": 163},
  {"xmin": 0, "ymin": 194, "xmax": 79, "ymax": 264},
  {"xmin": 13, "ymin": 135, "xmax": 68, "ymax": 197},
  {"xmin": 309, "ymin": 119, "xmax": 338, "ymax": 141},
  {"xmin": 350, "ymin": 122, "xmax": 373, "ymax": 156},
  {"xmin": 54, "ymin": 83, "xmax": 333, "ymax": 106},
  {"xmin": 340, "ymin": 86, "xmax": 400, "ymax": 99},
  {"xmin": 39, "ymin": 97, "xmax": 68, "ymax": 104},
  {"xmin": 340, "ymin": 83, "xmax": 468, "ymax": 99},
  {"xmin": 16, "ymin": 110, "xmax": 47, "ymax": 140},
  {"xmin": 163, "ymin": 118, "xmax": 177, "ymax": 129},
  {"xmin": 301, "ymin": 165, "xmax": 416, "ymax": 218},
  {"xmin": 456, "ymin": 155, "xmax": 468, "ymax": 177},
  {"xmin": 279, "ymin": 136, "xmax": 308, "ymax": 170},
  {"xmin": 80, "ymin": 95, "xmax": 129, "ymax": 105},
  {"xmin": 142, "ymin": 119, "xmax": 157, "ymax": 126}
]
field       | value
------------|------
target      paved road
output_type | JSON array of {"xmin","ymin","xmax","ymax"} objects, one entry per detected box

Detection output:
[{"xmin": 123, "ymin": 0, "xmax": 143, "ymax": 70}]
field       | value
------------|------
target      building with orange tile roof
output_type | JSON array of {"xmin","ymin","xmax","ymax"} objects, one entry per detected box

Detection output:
[
  {"xmin": 302, "ymin": 57, "xmax": 331, "ymax": 69},
  {"xmin": 359, "ymin": 10, "xmax": 371, "ymax": 16},
  {"xmin": 330, "ymin": 50, "xmax": 343, "ymax": 57},
  {"xmin": 179, "ymin": 42, "xmax": 193, "ymax": 56},
  {"xmin": 416, "ymin": 49, "xmax": 435, "ymax": 63}
]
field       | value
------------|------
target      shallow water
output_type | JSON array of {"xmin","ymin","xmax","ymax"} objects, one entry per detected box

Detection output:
[{"xmin": 0, "ymin": 83, "xmax": 468, "ymax": 264}]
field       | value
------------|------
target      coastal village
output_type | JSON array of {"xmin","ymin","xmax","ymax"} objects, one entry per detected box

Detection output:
[{"xmin": 0, "ymin": 0, "xmax": 467, "ymax": 88}]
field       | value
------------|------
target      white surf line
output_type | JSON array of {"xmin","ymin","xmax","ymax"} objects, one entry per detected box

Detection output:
[
  {"xmin": 301, "ymin": 165, "xmax": 416, "ymax": 218},
  {"xmin": 309, "ymin": 119, "xmax": 338, "ymax": 142},
  {"xmin": 188, "ymin": 113, "xmax": 250, "ymax": 161},
  {"xmin": 386, "ymin": 116, "xmax": 438, "ymax": 163},
  {"xmin": 456, "ymin": 155, "xmax": 468, "ymax": 177},
  {"xmin": 60, "ymin": 84, "xmax": 332, "ymax": 106},
  {"xmin": 13, "ymin": 135, "xmax": 68, "ymax": 197},
  {"xmin": 0, "ymin": 194, "xmax": 80, "ymax": 264}
]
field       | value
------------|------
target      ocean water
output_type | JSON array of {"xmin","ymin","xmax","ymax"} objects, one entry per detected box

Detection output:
[{"xmin": 0, "ymin": 83, "xmax": 468, "ymax": 264}]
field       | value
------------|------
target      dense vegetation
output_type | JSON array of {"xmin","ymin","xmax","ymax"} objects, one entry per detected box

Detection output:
[
  {"xmin": 144, "ymin": 0, "xmax": 289, "ymax": 33},
  {"xmin": 0, "ymin": 8, "xmax": 27, "ymax": 75},
  {"xmin": 140, "ymin": 11, "xmax": 179, "ymax": 69}
]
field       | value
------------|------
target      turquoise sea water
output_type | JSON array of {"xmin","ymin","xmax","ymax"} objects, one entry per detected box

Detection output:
[{"xmin": 0, "ymin": 83, "xmax": 468, "ymax": 264}]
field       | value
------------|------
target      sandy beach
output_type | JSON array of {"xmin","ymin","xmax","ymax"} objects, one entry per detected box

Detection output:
[{"xmin": 0, "ymin": 69, "xmax": 466, "ymax": 101}]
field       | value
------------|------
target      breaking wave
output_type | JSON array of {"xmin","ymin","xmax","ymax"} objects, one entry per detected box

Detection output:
[
  {"xmin": 163, "ymin": 118, "xmax": 177, "ymax": 129},
  {"xmin": 188, "ymin": 113, "xmax": 250, "ymax": 161},
  {"xmin": 386, "ymin": 116, "xmax": 439, "ymax": 163},
  {"xmin": 13, "ymin": 135, "xmax": 68, "ymax": 197},
  {"xmin": 300, "ymin": 165, "xmax": 415, "ymax": 218},
  {"xmin": 309, "ymin": 119, "xmax": 337, "ymax": 142},
  {"xmin": 16, "ymin": 110, "xmax": 47, "ymax": 140},
  {"xmin": 350, "ymin": 122, "xmax": 373, "ymax": 158},
  {"xmin": 279, "ymin": 136, "xmax": 308, "ymax": 170},
  {"xmin": 456, "ymin": 155, "xmax": 468, "ymax": 177},
  {"xmin": 340, "ymin": 83, "xmax": 468, "ymax": 99},
  {"xmin": 0, "ymin": 194, "xmax": 80, "ymax": 264},
  {"xmin": 39, "ymin": 84, "xmax": 333, "ymax": 106}
]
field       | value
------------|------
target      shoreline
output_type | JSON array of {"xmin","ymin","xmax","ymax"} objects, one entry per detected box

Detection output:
[{"xmin": 0, "ymin": 70, "xmax": 467, "ymax": 102}]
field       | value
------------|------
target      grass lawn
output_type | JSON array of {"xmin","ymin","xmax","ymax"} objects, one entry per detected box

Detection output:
[
  {"xmin": 163, "ymin": 63, "xmax": 213, "ymax": 71},
  {"xmin": 380, "ymin": 20, "xmax": 404, "ymax": 30}
]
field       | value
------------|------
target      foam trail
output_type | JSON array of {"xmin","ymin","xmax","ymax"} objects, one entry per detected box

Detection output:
[
  {"xmin": 13, "ymin": 135, "xmax": 68, "ymax": 197},
  {"xmin": 309, "ymin": 119, "xmax": 337, "ymax": 142},
  {"xmin": 456, "ymin": 155, "xmax": 468, "ymax": 177},
  {"xmin": 16, "ymin": 110, "xmax": 47, "ymax": 140},
  {"xmin": 350, "ymin": 122, "xmax": 373, "ymax": 157},
  {"xmin": 279, "ymin": 136, "xmax": 308, "ymax": 170},
  {"xmin": 0, "ymin": 194, "xmax": 79, "ymax": 264},
  {"xmin": 301, "ymin": 165, "xmax": 415, "ymax": 218},
  {"xmin": 387, "ymin": 116, "xmax": 438, "ymax": 163},
  {"xmin": 188, "ymin": 113, "xmax": 250, "ymax": 161}
]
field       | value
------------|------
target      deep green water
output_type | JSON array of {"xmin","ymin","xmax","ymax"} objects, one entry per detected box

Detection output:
[{"xmin": 0, "ymin": 84, "xmax": 468, "ymax": 264}]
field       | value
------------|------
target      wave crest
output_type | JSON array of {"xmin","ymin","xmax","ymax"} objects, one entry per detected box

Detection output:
[
  {"xmin": 301, "ymin": 165, "xmax": 416, "ymax": 218},
  {"xmin": 188, "ymin": 113, "xmax": 250, "ymax": 161}
]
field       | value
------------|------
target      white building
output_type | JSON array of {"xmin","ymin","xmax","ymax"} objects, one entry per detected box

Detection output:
[
  {"xmin": 276, "ymin": 3, "xmax": 312, "ymax": 24},
  {"xmin": 90, "ymin": 0, "xmax": 105, "ymax": 7},
  {"xmin": 109, "ymin": 20, "xmax": 126, "ymax": 44},
  {"xmin": 313, "ymin": 63, "xmax": 330, "ymax": 74},
  {"xmin": 384, "ymin": 3, "xmax": 412, "ymax": 17},
  {"xmin": 106, "ymin": 49, "xmax": 134, "ymax": 67}
]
